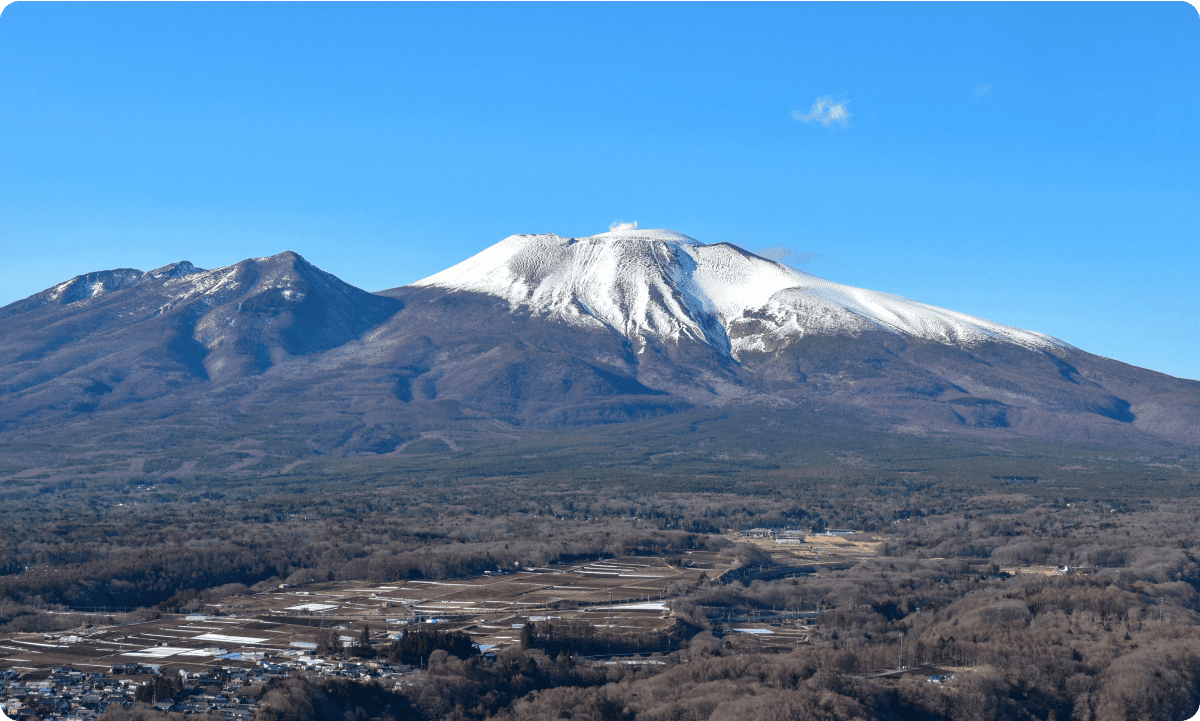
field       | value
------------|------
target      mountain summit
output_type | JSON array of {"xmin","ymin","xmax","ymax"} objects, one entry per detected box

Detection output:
[
  {"xmin": 413, "ymin": 228, "xmax": 1065, "ymax": 359},
  {"xmin": 384, "ymin": 228, "xmax": 1198, "ymax": 444}
]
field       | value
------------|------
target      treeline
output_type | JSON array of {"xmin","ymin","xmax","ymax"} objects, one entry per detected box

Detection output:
[
  {"xmin": 0, "ymin": 501, "xmax": 720, "ymax": 625},
  {"xmin": 3, "ymin": 450, "xmax": 1120, "ymax": 622},
  {"xmin": 0, "ymin": 463, "xmax": 1029, "ymax": 620},
  {"xmin": 520, "ymin": 619, "xmax": 684, "ymax": 658},
  {"xmin": 647, "ymin": 501, "xmax": 1200, "ymax": 721},
  {"xmin": 253, "ymin": 677, "xmax": 422, "ymax": 721},
  {"xmin": 97, "ymin": 677, "xmax": 423, "ymax": 721},
  {"xmin": 496, "ymin": 640, "xmax": 1200, "ymax": 721},
  {"xmin": 382, "ymin": 628, "xmax": 479, "ymax": 666},
  {"xmin": 91, "ymin": 631, "xmax": 1200, "ymax": 721}
]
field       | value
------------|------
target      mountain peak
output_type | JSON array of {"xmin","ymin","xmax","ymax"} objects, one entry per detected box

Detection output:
[
  {"xmin": 412, "ymin": 229, "xmax": 1067, "ymax": 357},
  {"xmin": 592, "ymin": 227, "xmax": 699, "ymax": 243},
  {"xmin": 257, "ymin": 250, "xmax": 306, "ymax": 265},
  {"xmin": 144, "ymin": 261, "xmax": 204, "ymax": 281}
]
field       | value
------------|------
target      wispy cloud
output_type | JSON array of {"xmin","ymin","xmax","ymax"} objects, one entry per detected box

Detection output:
[
  {"xmin": 609, "ymin": 221, "xmax": 638, "ymax": 231},
  {"xmin": 756, "ymin": 246, "xmax": 822, "ymax": 268},
  {"xmin": 793, "ymin": 95, "xmax": 851, "ymax": 127},
  {"xmin": 975, "ymin": 84, "xmax": 992, "ymax": 99}
]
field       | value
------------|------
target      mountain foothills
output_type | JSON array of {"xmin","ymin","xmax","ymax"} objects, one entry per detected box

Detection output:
[{"xmin": 1, "ymin": 227, "xmax": 1199, "ymax": 458}]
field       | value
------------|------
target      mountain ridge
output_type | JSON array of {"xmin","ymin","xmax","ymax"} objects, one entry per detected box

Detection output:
[
  {"xmin": 1, "ymin": 233, "xmax": 1198, "ymax": 457},
  {"xmin": 0, "ymin": 251, "xmax": 401, "ymax": 425}
]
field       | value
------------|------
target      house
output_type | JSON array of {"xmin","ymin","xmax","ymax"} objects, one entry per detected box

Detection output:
[{"xmin": 740, "ymin": 528, "xmax": 774, "ymax": 538}]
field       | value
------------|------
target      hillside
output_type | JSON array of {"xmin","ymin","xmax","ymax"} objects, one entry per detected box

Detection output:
[{"xmin": 1, "ymin": 229, "xmax": 1198, "ymax": 468}]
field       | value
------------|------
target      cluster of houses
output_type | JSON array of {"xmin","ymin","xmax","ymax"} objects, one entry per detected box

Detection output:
[
  {"xmin": 2, "ymin": 666, "xmax": 142, "ymax": 721},
  {"xmin": 0, "ymin": 655, "xmax": 414, "ymax": 721}
]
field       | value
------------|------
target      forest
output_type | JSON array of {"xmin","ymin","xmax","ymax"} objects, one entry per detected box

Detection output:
[
  {"xmin": 83, "ymin": 496, "xmax": 1200, "ymax": 721},
  {"xmin": 3, "ymin": 421, "xmax": 1200, "ymax": 720}
]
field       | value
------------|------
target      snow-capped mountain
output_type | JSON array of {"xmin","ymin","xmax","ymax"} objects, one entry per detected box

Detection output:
[
  {"xmin": 413, "ymin": 227, "xmax": 1067, "ymax": 359},
  {"xmin": 1, "ymin": 231, "xmax": 1199, "ymax": 454}
]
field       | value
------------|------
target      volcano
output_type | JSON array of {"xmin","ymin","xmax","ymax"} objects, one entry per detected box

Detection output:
[{"xmin": 1, "ymin": 228, "xmax": 1198, "ymax": 455}]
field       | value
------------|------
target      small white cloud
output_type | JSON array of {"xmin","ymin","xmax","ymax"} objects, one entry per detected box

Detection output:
[
  {"xmin": 975, "ymin": 84, "xmax": 992, "ymax": 99},
  {"xmin": 793, "ymin": 95, "xmax": 851, "ymax": 127},
  {"xmin": 609, "ymin": 221, "xmax": 639, "ymax": 232}
]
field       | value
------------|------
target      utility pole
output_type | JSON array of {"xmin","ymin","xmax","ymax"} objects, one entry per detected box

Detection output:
[{"xmin": 898, "ymin": 631, "xmax": 905, "ymax": 669}]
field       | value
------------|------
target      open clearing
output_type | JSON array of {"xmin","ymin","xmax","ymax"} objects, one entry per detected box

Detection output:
[
  {"xmin": 1, "ymin": 551, "xmax": 743, "ymax": 675},
  {"xmin": 0, "ymin": 542, "xmax": 889, "ymax": 676}
]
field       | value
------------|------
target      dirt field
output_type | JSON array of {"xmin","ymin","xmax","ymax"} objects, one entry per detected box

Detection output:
[
  {"xmin": 735, "ymin": 532, "xmax": 884, "ymax": 567},
  {"xmin": 1, "ymin": 551, "xmax": 738, "ymax": 675},
  {"xmin": 0, "ymin": 615, "xmax": 319, "ymax": 677}
]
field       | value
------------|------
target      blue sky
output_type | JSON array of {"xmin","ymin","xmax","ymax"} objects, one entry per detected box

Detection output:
[{"xmin": 1, "ymin": 2, "xmax": 1197, "ymax": 379}]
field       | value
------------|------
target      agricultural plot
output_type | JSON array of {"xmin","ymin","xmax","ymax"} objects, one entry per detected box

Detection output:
[
  {"xmin": 738, "ymin": 532, "xmax": 884, "ymax": 567},
  {"xmin": 0, "ymin": 551, "xmax": 738, "ymax": 676},
  {"xmin": 0, "ymin": 616, "xmax": 321, "ymax": 677},
  {"xmin": 229, "ymin": 550, "xmax": 736, "ymax": 653}
]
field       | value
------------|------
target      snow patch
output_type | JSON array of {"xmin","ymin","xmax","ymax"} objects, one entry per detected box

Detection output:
[{"xmin": 190, "ymin": 633, "xmax": 268, "ymax": 645}]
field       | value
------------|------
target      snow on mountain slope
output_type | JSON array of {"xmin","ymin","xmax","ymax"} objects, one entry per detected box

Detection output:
[{"xmin": 412, "ymin": 227, "xmax": 1068, "ymax": 358}]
